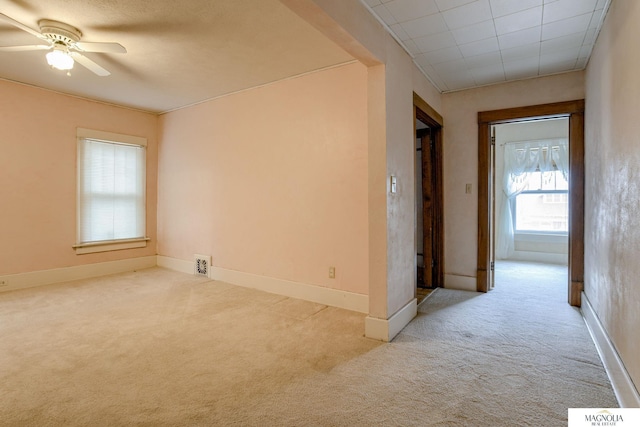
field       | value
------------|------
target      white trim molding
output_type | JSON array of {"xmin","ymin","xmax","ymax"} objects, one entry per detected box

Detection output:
[
  {"xmin": 0, "ymin": 256, "xmax": 157, "ymax": 293},
  {"xmin": 365, "ymin": 298, "xmax": 417, "ymax": 342},
  {"xmin": 157, "ymin": 255, "xmax": 194, "ymax": 275},
  {"xmin": 581, "ymin": 292, "xmax": 640, "ymax": 408},
  {"xmin": 157, "ymin": 256, "xmax": 369, "ymax": 313}
]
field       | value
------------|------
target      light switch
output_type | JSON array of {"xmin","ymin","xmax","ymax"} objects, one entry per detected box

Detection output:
[
  {"xmin": 390, "ymin": 176, "xmax": 397, "ymax": 193},
  {"xmin": 465, "ymin": 183, "xmax": 472, "ymax": 194}
]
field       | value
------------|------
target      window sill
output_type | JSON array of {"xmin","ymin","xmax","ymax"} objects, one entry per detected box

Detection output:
[
  {"xmin": 514, "ymin": 232, "xmax": 568, "ymax": 244},
  {"xmin": 73, "ymin": 237, "xmax": 150, "ymax": 255}
]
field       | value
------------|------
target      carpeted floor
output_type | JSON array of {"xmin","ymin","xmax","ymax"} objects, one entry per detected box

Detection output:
[{"xmin": 0, "ymin": 262, "xmax": 617, "ymax": 426}]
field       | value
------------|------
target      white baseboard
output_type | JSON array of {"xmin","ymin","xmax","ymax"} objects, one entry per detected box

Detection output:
[
  {"xmin": 581, "ymin": 292, "xmax": 640, "ymax": 408},
  {"xmin": 444, "ymin": 274, "xmax": 477, "ymax": 291},
  {"xmin": 157, "ymin": 256, "xmax": 369, "ymax": 313},
  {"xmin": 365, "ymin": 298, "xmax": 417, "ymax": 342},
  {"xmin": 0, "ymin": 256, "xmax": 158, "ymax": 293},
  {"xmin": 157, "ymin": 255, "xmax": 193, "ymax": 275}
]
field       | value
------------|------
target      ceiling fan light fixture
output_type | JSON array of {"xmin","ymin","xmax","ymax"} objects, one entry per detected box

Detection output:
[{"xmin": 46, "ymin": 45, "xmax": 74, "ymax": 71}]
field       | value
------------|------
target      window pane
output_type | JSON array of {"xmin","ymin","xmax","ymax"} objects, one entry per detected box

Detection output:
[
  {"xmin": 78, "ymin": 138, "xmax": 145, "ymax": 243},
  {"xmin": 515, "ymin": 193, "xmax": 568, "ymax": 232}
]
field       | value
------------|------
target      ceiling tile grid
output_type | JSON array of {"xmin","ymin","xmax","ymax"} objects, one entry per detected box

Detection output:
[{"xmin": 362, "ymin": 0, "xmax": 611, "ymax": 92}]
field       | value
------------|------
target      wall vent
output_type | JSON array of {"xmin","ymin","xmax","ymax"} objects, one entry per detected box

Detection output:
[{"xmin": 194, "ymin": 254, "xmax": 211, "ymax": 277}]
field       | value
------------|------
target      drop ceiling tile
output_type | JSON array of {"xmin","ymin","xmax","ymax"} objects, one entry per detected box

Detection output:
[
  {"xmin": 542, "ymin": 13, "xmax": 591, "ymax": 40},
  {"xmin": 390, "ymin": 23, "xmax": 412, "ymax": 41},
  {"xmin": 469, "ymin": 63, "xmax": 506, "ymax": 84},
  {"xmin": 588, "ymin": 12, "xmax": 601, "ymax": 30},
  {"xmin": 576, "ymin": 56, "xmax": 588, "ymax": 69},
  {"xmin": 372, "ymin": 4, "xmax": 397, "ymax": 25},
  {"xmin": 459, "ymin": 37, "xmax": 500, "ymax": 57},
  {"xmin": 578, "ymin": 44, "xmax": 593, "ymax": 59},
  {"xmin": 384, "ymin": 0, "xmax": 439, "ymax": 23},
  {"xmin": 441, "ymin": 0, "xmax": 493, "ymax": 30},
  {"xmin": 541, "ymin": 32, "xmax": 585, "ymax": 54},
  {"xmin": 441, "ymin": 70, "xmax": 477, "ymax": 91},
  {"xmin": 503, "ymin": 56, "xmax": 541, "ymax": 79},
  {"xmin": 542, "ymin": 0, "xmax": 598, "ymax": 24},
  {"xmin": 452, "ymin": 20, "xmax": 496, "ymax": 45},
  {"xmin": 489, "ymin": 0, "xmax": 543, "ymax": 18},
  {"xmin": 432, "ymin": 58, "xmax": 468, "ymax": 74},
  {"xmin": 401, "ymin": 13, "xmax": 449, "ymax": 39},
  {"xmin": 583, "ymin": 27, "xmax": 597, "ymax": 44},
  {"xmin": 414, "ymin": 53, "xmax": 432, "ymax": 69},
  {"xmin": 500, "ymin": 42, "xmax": 541, "ymax": 61},
  {"xmin": 463, "ymin": 51, "xmax": 502, "ymax": 68},
  {"xmin": 413, "ymin": 31, "xmax": 458, "ymax": 53},
  {"xmin": 403, "ymin": 38, "xmax": 422, "ymax": 56},
  {"xmin": 497, "ymin": 26, "xmax": 541, "ymax": 49},
  {"xmin": 434, "ymin": 0, "xmax": 477, "ymax": 12},
  {"xmin": 417, "ymin": 63, "xmax": 449, "ymax": 90},
  {"xmin": 539, "ymin": 58, "xmax": 577, "ymax": 74},
  {"xmin": 539, "ymin": 46, "xmax": 580, "ymax": 66},
  {"xmin": 422, "ymin": 46, "xmax": 464, "ymax": 64},
  {"xmin": 495, "ymin": 6, "xmax": 543, "ymax": 35}
]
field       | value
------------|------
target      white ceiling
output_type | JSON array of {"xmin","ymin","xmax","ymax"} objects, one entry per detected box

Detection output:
[
  {"xmin": 362, "ymin": 0, "xmax": 610, "ymax": 92},
  {"xmin": 0, "ymin": 0, "xmax": 353, "ymax": 113},
  {"xmin": 0, "ymin": 0, "xmax": 611, "ymax": 114}
]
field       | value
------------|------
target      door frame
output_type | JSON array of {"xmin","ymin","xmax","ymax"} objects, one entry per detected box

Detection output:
[
  {"xmin": 477, "ymin": 100, "xmax": 585, "ymax": 306},
  {"xmin": 414, "ymin": 93, "xmax": 444, "ymax": 288}
]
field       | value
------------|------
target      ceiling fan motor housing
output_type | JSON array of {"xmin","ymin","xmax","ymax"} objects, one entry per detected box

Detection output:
[{"xmin": 39, "ymin": 19, "xmax": 81, "ymax": 46}]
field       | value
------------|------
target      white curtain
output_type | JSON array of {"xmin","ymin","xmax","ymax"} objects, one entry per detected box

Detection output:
[{"xmin": 496, "ymin": 139, "xmax": 569, "ymax": 259}]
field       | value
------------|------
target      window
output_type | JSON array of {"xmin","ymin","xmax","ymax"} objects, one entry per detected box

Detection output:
[
  {"xmin": 75, "ymin": 128, "xmax": 147, "ymax": 254},
  {"xmin": 514, "ymin": 170, "xmax": 568, "ymax": 234}
]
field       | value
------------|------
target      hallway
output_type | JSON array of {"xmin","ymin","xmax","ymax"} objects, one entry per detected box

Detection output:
[{"xmin": 399, "ymin": 260, "xmax": 618, "ymax": 424}]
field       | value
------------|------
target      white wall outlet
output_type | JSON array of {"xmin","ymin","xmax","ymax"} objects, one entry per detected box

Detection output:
[
  {"xmin": 390, "ymin": 176, "xmax": 397, "ymax": 193},
  {"xmin": 329, "ymin": 266, "xmax": 336, "ymax": 279}
]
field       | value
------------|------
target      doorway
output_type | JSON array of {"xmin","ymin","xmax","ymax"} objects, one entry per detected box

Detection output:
[
  {"xmin": 414, "ymin": 93, "xmax": 444, "ymax": 299},
  {"xmin": 492, "ymin": 118, "xmax": 570, "ymax": 298},
  {"xmin": 477, "ymin": 100, "xmax": 585, "ymax": 306}
]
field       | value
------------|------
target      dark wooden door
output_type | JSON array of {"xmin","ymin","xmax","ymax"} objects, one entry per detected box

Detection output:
[{"xmin": 421, "ymin": 130, "xmax": 436, "ymax": 288}]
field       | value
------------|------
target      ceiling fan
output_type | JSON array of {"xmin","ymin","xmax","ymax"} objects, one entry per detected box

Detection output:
[{"xmin": 0, "ymin": 13, "xmax": 126, "ymax": 76}]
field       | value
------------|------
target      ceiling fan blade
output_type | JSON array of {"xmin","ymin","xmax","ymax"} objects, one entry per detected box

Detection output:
[
  {"xmin": 0, "ymin": 13, "xmax": 45, "ymax": 40},
  {"xmin": 0, "ymin": 44, "xmax": 51, "ymax": 52},
  {"xmin": 74, "ymin": 41, "xmax": 126, "ymax": 54},
  {"xmin": 70, "ymin": 52, "xmax": 110, "ymax": 76}
]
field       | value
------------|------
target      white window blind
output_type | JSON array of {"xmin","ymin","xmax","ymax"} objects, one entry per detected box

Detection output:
[{"xmin": 77, "ymin": 130, "xmax": 146, "ymax": 245}]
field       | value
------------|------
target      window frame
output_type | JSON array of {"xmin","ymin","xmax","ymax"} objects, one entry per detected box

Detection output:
[{"xmin": 74, "ymin": 128, "xmax": 148, "ymax": 254}]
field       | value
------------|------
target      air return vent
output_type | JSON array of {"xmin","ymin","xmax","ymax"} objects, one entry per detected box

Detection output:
[{"xmin": 194, "ymin": 254, "xmax": 211, "ymax": 277}]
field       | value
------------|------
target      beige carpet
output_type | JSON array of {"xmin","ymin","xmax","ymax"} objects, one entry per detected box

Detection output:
[{"xmin": 0, "ymin": 263, "xmax": 616, "ymax": 426}]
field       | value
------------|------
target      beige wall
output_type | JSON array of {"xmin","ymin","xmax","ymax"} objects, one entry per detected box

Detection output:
[
  {"xmin": 0, "ymin": 81, "xmax": 158, "ymax": 275},
  {"xmin": 284, "ymin": 0, "xmax": 443, "ymax": 322},
  {"xmin": 157, "ymin": 62, "xmax": 370, "ymax": 295},
  {"xmin": 441, "ymin": 72, "xmax": 584, "ymax": 288},
  {"xmin": 584, "ymin": 0, "xmax": 640, "ymax": 391}
]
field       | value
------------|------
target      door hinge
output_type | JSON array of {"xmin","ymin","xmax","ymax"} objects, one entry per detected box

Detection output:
[
  {"xmin": 490, "ymin": 261, "xmax": 495, "ymax": 271},
  {"xmin": 431, "ymin": 259, "xmax": 435, "ymax": 268},
  {"xmin": 490, "ymin": 135, "xmax": 496, "ymax": 146}
]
